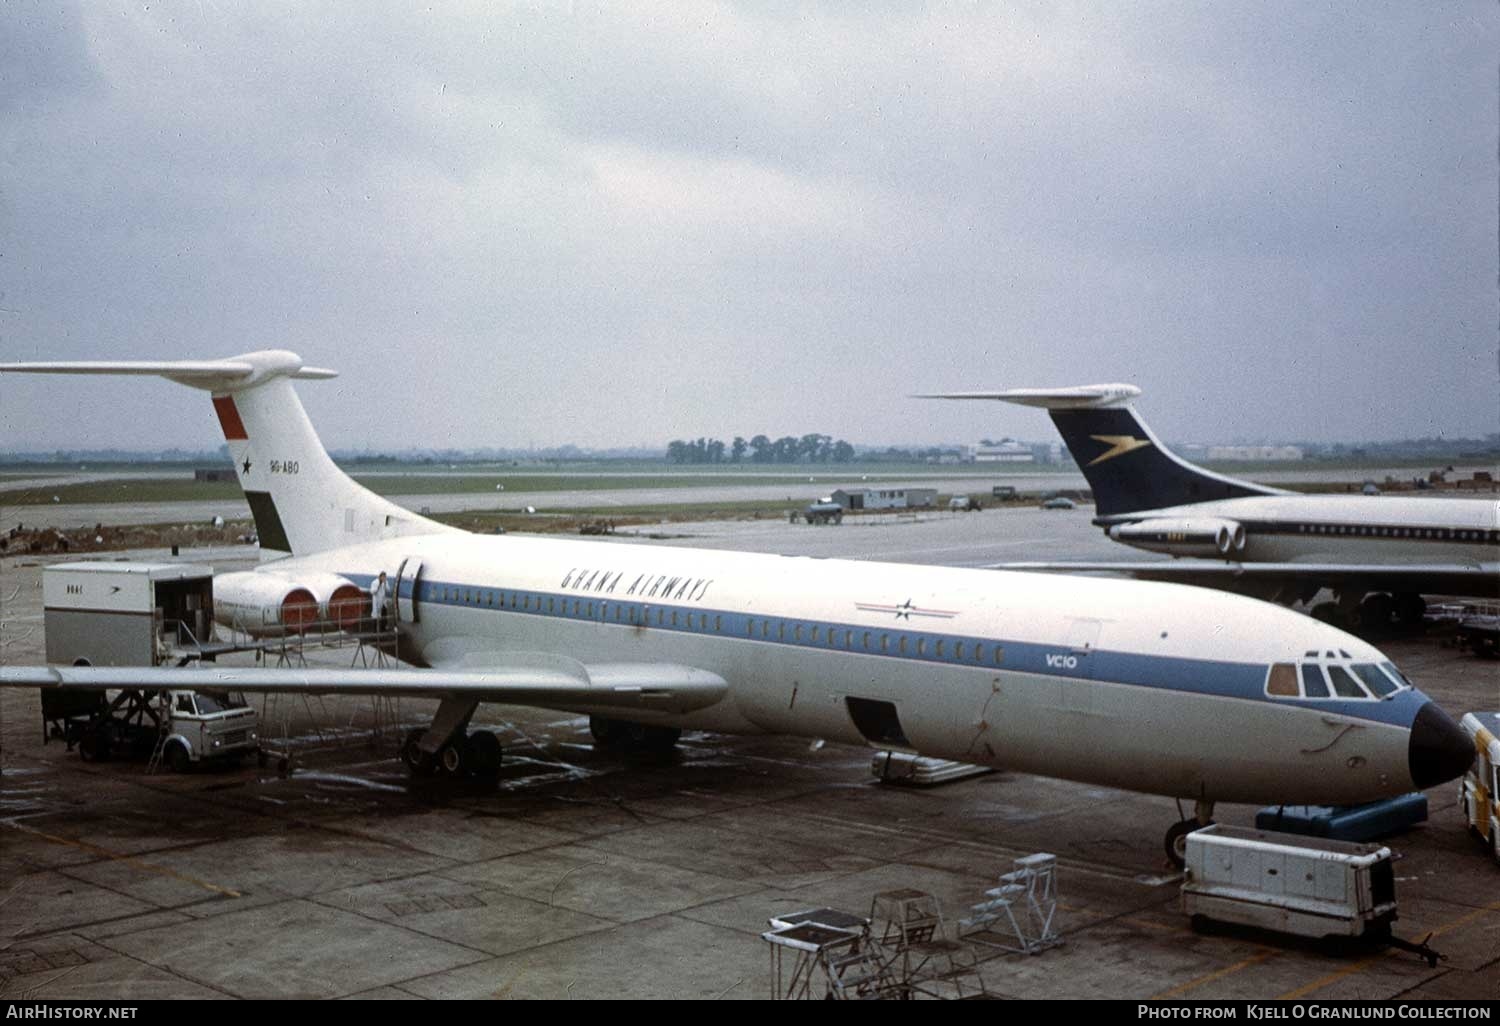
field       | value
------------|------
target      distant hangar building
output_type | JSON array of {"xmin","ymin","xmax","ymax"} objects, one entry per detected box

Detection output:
[
  {"xmin": 966, "ymin": 439, "xmax": 1035, "ymax": 463},
  {"xmin": 831, "ymin": 487, "xmax": 937, "ymax": 511},
  {"xmin": 1204, "ymin": 445, "xmax": 1304, "ymax": 462}
]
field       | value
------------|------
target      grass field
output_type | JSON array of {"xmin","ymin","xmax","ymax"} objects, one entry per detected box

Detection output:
[
  {"xmin": 0, "ymin": 466, "xmax": 1021, "ymax": 506},
  {"xmin": 1, "ymin": 452, "xmax": 1492, "ymax": 507}
]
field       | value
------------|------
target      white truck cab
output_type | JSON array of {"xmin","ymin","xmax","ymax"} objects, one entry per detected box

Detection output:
[
  {"xmin": 1458, "ymin": 712, "xmax": 1499, "ymax": 862},
  {"xmin": 159, "ymin": 689, "xmax": 259, "ymax": 771}
]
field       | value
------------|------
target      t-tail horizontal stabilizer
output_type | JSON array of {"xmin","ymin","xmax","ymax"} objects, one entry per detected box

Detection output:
[
  {"xmin": 0, "ymin": 350, "xmax": 454, "ymax": 556},
  {"xmin": 916, "ymin": 382, "xmax": 1285, "ymax": 517}
]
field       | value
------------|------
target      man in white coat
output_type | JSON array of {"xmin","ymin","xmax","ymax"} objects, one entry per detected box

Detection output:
[{"xmin": 370, "ymin": 571, "xmax": 390, "ymax": 632}]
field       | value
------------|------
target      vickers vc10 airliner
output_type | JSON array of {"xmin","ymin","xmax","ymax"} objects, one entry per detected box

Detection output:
[
  {"xmin": 0, "ymin": 353, "xmax": 1476, "ymax": 862},
  {"xmin": 921, "ymin": 384, "xmax": 1499, "ymax": 627}
]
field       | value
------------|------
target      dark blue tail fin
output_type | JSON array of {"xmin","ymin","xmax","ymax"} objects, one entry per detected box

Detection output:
[{"xmin": 916, "ymin": 384, "xmax": 1284, "ymax": 517}]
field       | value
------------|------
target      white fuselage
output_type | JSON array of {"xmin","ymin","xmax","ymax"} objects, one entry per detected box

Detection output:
[
  {"xmin": 1106, "ymin": 494, "xmax": 1499, "ymax": 566},
  {"xmin": 268, "ymin": 530, "xmax": 1428, "ymax": 807}
]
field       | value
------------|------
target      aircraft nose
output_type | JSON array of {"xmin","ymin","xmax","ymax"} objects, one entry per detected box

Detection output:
[{"xmin": 1408, "ymin": 701, "xmax": 1474, "ymax": 790}]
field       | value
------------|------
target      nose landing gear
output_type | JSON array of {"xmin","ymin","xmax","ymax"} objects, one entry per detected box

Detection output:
[{"xmin": 1165, "ymin": 798, "xmax": 1216, "ymax": 868}]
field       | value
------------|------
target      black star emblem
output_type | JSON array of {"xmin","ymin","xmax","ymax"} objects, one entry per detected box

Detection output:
[{"xmin": 241, "ymin": 456, "xmax": 252, "ymax": 475}]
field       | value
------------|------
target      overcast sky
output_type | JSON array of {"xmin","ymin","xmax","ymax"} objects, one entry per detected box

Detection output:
[{"xmin": 2, "ymin": 2, "xmax": 1496, "ymax": 453}]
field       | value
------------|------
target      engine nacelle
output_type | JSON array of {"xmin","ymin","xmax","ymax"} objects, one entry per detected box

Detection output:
[
  {"xmin": 214, "ymin": 571, "xmax": 366, "ymax": 635},
  {"xmin": 302, "ymin": 572, "xmax": 369, "ymax": 631},
  {"xmin": 1109, "ymin": 517, "xmax": 1247, "ymax": 558}
]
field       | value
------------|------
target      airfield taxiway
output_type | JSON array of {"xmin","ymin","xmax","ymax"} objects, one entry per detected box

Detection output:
[{"xmin": 1, "ymin": 508, "xmax": 1496, "ymax": 1000}]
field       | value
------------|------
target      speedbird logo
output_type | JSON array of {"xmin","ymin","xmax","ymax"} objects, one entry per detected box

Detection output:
[{"xmin": 1087, "ymin": 434, "xmax": 1152, "ymax": 466}]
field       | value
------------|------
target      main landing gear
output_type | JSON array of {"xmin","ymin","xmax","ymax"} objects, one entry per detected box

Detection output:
[
  {"xmin": 401, "ymin": 727, "xmax": 502, "ymax": 781},
  {"xmin": 1165, "ymin": 799, "xmax": 1216, "ymax": 868},
  {"xmin": 1312, "ymin": 591, "xmax": 1426, "ymax": 635},
  {"xmin": 399, "ymin": 697, "xmax": 502, "ymax": 783},
  {"xmin": 589, "ymin": 715, "xmax": 681, "ymax": 754}
]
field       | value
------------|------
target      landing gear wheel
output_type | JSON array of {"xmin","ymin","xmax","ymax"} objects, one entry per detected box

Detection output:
[
  {"xmin": 464, "ymin": 730, "xmax": 503, "ymax": 781},
  {"xmin": 79, "ymin": 726, "xmax": 109, "ymax": 763},
  {"xmin": 1394, "ymin": 593, "xmax": 1426, "ymax": 628},
  {"xmin": 645, "ymin": 726, "xmax": 682, "ymax": 752},
  {"xmin": 589, "ymin": 715, "xmax": 621, "ymax": 748},
  {"xmin": 400, "ymin": 728, "xmax": 436, "ymax": 777},
  {"xmin": 625, "ymin": 722, "xmax": 682, "ymax": 753},
  {"xmin": 1358, "ymin": 593, "xmax": 1394, "ymax": 634},
  {"xmin": 166, "ymin": 740, "xmax": 192, "ymax": 774},
  {"xmin": 1165, "ymin": 818, "xmax": 1209, "ymax": 868},
  {"xmin": 439, "ymin": 743, "xmax": 464, "ymax": 776},
  {"xmin": 1310, "ymin": 601, "xmax": 1343, "ymax": 626},
  {"xmin": 592, "ymin": 717, "xmax": 680, "ymax": 753}
]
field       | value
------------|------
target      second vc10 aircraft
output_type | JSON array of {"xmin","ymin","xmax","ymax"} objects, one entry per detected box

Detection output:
[
  {"xmin": 0, "ymin": 352, "xmax": 1477, "ymax": 862},
  {"xmin": 921, "ymin": 384, "xmax": 1500, "ymax": 628}
]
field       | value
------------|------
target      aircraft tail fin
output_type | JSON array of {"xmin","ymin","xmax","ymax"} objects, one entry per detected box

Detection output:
[
  {"xmin": 0, "ymin": 350, "xmax": 456, "ymax": 556},
  {"xmin": 916, "ymin": 384, "xmax": 1285, "ymax": 516}
]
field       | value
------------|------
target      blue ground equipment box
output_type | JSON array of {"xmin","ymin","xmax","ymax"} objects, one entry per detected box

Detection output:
[{"xmin": 1255, "ymin": 793, "xmax": 1427, "ymax": 842}]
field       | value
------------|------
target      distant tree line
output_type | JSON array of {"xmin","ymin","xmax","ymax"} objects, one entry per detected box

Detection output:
[{"xmin": 665, "ymin": 434, "xmax": 857, "ymax": 464}]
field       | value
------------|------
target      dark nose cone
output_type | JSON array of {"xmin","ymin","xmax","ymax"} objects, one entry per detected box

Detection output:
[{"xmin": 1409, "ymin": 702, "xmax": 1474, "ymax": 789}]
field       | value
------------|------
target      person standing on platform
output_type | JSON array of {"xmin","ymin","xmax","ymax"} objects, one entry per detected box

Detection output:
[{"xmin": 370, "ymin": 571, "xmax": 390, "ymax": 632}]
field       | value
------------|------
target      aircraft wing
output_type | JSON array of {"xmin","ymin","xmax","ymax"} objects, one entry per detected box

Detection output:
[
  {"xmin": 986, "ymin": 561, "xmax": 1500, "ymax": 600},
  {"xmin": 0, "ymin": 647, "xmax": 728, "ymax": 716}
]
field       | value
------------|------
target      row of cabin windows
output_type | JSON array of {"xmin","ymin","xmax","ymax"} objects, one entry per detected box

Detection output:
[
  {"xmin": 430, "ymin": 584, "xmax": 1005, "ymax": 665},
  {"xmin": 1264, "ymin": 660, "xmax": 1407, "ymax": 701},
  {"xmin": 1296, "ymin": 524, "xmax": 1494, "ymax": 542}
]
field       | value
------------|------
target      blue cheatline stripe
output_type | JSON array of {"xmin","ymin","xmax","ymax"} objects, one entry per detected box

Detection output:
[
  {"xmin": 340, "ymin": 571, "xmax": 1422, "ymax": 729},
  {"xmin": 1095, "ymin": 515, "xmax": 1500, "ymax": 546}
]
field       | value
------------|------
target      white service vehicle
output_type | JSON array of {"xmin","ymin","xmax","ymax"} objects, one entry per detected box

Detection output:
[
  {"xmin": 1181, "ymin": 825, "xmax": 1396, "ymax": 940},
  {"xmin": 1458, "ymin": 712, "xmax": 1499, "ymax": 862},
  {"xmin": 38, "ymin": 561, "xmax": 260, "ymax": 769},
  {"xmin": 155, "ymin": 689, "xmax": 259, "ymax": 771}
]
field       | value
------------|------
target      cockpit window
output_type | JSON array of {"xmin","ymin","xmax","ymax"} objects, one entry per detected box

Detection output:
[
  {"xmin": 1326, "ymin": 665, "xmax": 1366, "ymax": 699},
  {"xmin": 1298, "ymin": 663, "xmax": 1330, "ymax": 698},
  {"xmin": 1266, "ymin": 663, "xmax": 1299, "ymax": 696},
  {"xmin": 1270, "ymin": 654, "xmax": 1413, "ymax": 702},
  {"xmin": 1352, "ymin": 664, "xmax": 1399, "ymax": 699},
  {"xmin": 1381, "ymin": 662, "xmax": 1414, "ymax": 690}
]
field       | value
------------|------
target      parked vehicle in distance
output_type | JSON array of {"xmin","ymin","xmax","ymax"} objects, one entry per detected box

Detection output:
[
  {"xmin": 948, "ymin": 495, "xmax": 981, "ymax": 512},
  {"xmin": 1041, "ymin": 496, "xmax": 1076, "ymax": 510},
  {"xmin": 802, "ymin": 498, "xmax": 844, "ymax": 525}
]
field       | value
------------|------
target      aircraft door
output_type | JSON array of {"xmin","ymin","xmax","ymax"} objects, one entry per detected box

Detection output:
[
  {"xmin": 1052, "ymin": 618, "xmax": 1102, "ymax": 715},
  {"xmin": 1063, "ymin": 618, "xmax": 1102, "ymax": 679},
  {"xmin": 396, "ymin": 557, "xmax": 423, "ymax": 624}
]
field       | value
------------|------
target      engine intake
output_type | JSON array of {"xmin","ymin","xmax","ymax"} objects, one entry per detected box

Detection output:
[{"xmin": 214, "ymin": 571, "xmax": 367, "ymax": 635}]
